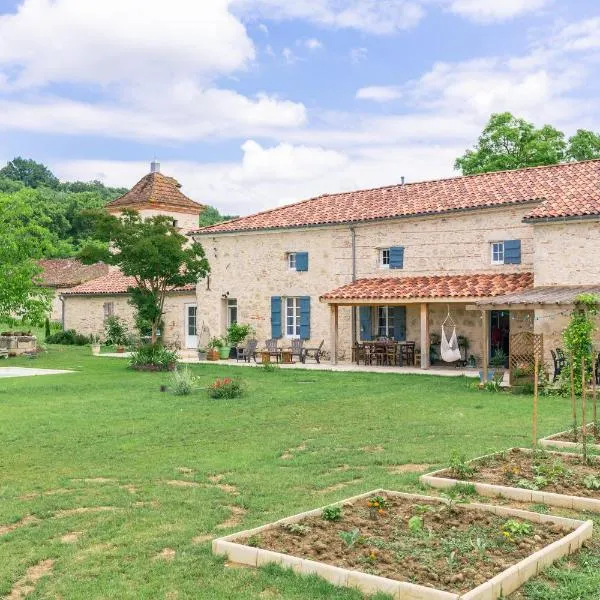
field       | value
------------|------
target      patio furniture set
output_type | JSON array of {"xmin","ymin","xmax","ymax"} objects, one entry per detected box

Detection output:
[
  {"xmin": 236, "ymin": 339, "xmax": 325, "ymax": 365},
  {"xmin": 353, "ymin": 339, "xmax": 417, "ymax": 367}
]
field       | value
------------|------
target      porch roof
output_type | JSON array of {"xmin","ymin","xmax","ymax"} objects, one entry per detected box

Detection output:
[
  {"xmin": 320, "ymin": 272, "xmax": 533, "ymax": 305},
  {"xmin": 474, "ymin": 284, "xmax": 600, "ymax": 310}
]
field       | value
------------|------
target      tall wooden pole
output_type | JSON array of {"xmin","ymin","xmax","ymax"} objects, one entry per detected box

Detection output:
[
  {"xmin": 593, "ymin": 364, "xmax": 598, "ymax": 438},
  {"xmin": 570, "ymin": 356, "xmax": 577, "ymax": 441},
  {"xmin": 533, "ymin": 355, "xmax": 539, "ymax": 450},
  {"xmin": 582, "ymin": 357, "xmax": 588, "ymax": 462}
]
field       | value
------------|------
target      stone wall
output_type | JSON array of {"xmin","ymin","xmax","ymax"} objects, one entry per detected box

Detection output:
[
  {"xmin": 62, "ymin": 292, "xmax": 196, "ymax": 348},
  {"xmin": 534, "ymin": 219, "xmax": 600, "ymax": 286},
  {"xmin": 195, "ymin": 205, "xmax": 535, "ymax": 360}
]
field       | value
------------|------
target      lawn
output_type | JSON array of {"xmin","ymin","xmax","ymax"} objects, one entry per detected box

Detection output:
[{"xmin": 0, "ymin": 346, "xmax": 598, "ymax": 599}]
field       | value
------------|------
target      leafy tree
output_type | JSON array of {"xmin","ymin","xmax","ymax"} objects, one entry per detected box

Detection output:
[
  {"xmin": 567, "ymin": 129, "xmax": 600, "ymax": 162},
  {"xmin": 0, "ymin": 193, "xmax": 52, "ymax": 324},
  {"xmin": 455, "ymin": 112, "xmax": 567, "ymax": 175},
  {"xmin": 0, "ymin": 157, "xmax": 60, "ymax": 189},
  {"xmin": 79, "ymin": 210, "xmax": 210, "ymax": 344},
  {"xmin": 197, "ymin": 205, "xmax": 238, "ymax": 227}
]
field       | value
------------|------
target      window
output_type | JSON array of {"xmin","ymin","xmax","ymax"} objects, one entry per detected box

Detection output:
[
  {"xmin": 287, "ymin": 253, "xmax": 297, "ymax": 270},
  {"xmin": 377, "ymin": 306, "xmax": 395, "ymax": 338},
  {"xmin": 379, "ymin": 248, "xmax": 390, "ymax": 269},
  {"xmin": 285, "ymin": 297, "xmax": 301, "ymax": 338},
  {"xmin": 227, "ymin": 299, "xmax": 238, "ymax": 326},
  {"xmin": 187, "ymin": 305, "xmax": 197, "ymax": 336},
  {"xmin": 103, "ymin": 302, "xmax": 114, "ymax": 320},
  {"xmin": 491, "ymin": 242, "xmax": 505, "ymax": 265},
  {"xmin": 172, "ymin": 219, "xmax": 179, "ymax": 228}
]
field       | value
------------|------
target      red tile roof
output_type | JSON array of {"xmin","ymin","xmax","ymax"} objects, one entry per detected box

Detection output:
[
  {"xmin": 192, "ymin": 160, "xmax": 600, "ymax": 234},
  {"xmin": 62, "ymin": 269, "xmax": 196, "ymax": 296},
  {"xmin": 38, "ymin": 259, "xmax": 110, "ymax": 288},
  {"xmin": 320, "ymin": 273, "xmax": 534, "ymax": 302},
  {"xmin": 107, "ymin": 171, "xmax": 204, "ymax": 215}
]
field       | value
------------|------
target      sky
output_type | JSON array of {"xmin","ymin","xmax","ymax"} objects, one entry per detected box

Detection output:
[{"xmin": 0, "ymin": 1, "xmax": 599, "ymax": 216}]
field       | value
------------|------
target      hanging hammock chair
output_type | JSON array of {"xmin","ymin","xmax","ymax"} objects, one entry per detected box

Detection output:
[{"xmin": 440, "ymin": 306, "xmax": 462, "ymax": 363}]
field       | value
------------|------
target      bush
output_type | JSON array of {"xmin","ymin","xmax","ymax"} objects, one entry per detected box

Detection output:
[
  {"xmin": 104, "ymin": 315, "xmax": 128, "ymax": 346},
  {"xmin": 169, "ymin": 367, "xmax": 197, "ymax": 395},
  {"xmin": 207, "ymin": 377, "xmax": 245, "ymax": 399},
  {"xmin": 128, "ymin": 344, "xmax": 178, "ymax": 371},
  {"xmin": 45, "ymin": 329, "xmax": 89, "ymax": 345}
]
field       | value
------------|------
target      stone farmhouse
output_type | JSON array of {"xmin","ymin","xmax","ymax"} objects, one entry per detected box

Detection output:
[{"xmin": 190, "ymin": 160, "xmax": 600, "ymax": 371}]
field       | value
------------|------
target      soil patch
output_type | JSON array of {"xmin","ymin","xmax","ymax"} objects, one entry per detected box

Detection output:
[
  {"xmin": 360, "ymin": 445, "xmax": 384, "ymax": 453},
  {"xmin": 60, "ymin": 531, "xmax": 83, "ymax": 544},
  {"xmin": 436, "ymin": 448, "xmax": 600, "ymax": 498},
  {"xmin": 192, "ymin": 534, "xmax": 213, "ymax": 545},
  {"xmin": 72, "ymin": 477, "xmax": 116, "ymax": 484},
  {"xmin": 217, "ymin": 506, "xmax": 246, "ymax": 529},
  {"xmin": 387, "ymin": 464, "xmax": 430, "ymax": 474},
  {"xmin": 154, "ymin": 548, "xmax": 176, "ymax": 561},
  {"xmin": 19, "ymin": 488, "xmax": 75, "ymax": 500},
  {"xmin": 317, "ymin": 479, "xmax": 363, "ymax": 494},
  {"xmin": 53, "ymin": 506, "xmax": 117, "ymax": 518},
  {"xmin": 166, "ymin": 480, "xmax": 200, "ymax": 488},
  {"xmin": 243, "ymin": 494, "xmax": 565, "ymax": 595},
  {"xmin": 5, "ymin": 559, "xmax": 54, "ymax": 600},
  {"xmin": 0, "ymin": 515, "xmax": 39, "ymax": 536}
]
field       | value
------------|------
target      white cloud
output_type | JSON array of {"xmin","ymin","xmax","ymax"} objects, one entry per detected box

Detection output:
[
  {"xmin": 304, "ymin": 38, "xmax": 323, "ymax": 50},
  {"xmin": 554, "ymin": 17, "xmax": 600, "ymax": 52},
  {"xmin": 350, "ymin": 47, "xmax": 368, "ymax": 64},
  {"xmin": 282, "ymin": 48, "xmax": 298, "ymax": 65},
  {"xmin": 233, "ymin": 0, "xmax": 424, "ymax": 35},
  {"xmin": 258, "ymin": 22, "xmax": 269, "ymax": 35},
  {"xmin": 356, "ymin": 86, "xmax": 402, "ymax": 102},
  {"xmin": 443, "ymin": 0, "xmax": 551, "ymax": 23}
]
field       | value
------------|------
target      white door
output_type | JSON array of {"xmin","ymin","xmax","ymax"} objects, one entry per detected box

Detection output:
[{"xmin": 185, "ymin": 304, "xmax": 198, "ymax": 349}]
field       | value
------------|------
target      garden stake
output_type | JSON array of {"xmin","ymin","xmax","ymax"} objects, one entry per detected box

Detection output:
[
  {"xmin": 581, "ymin": 357, "xmax": 587, "ymax": 463},
  {"xmin": 532, "ymin": 355, "xmax": 538, "ymax": 450},
  {"xmin": 570, "ymin": 357, "xmax": 577, "ymax": 441},
  {"xmin": 593, "ymin": 369, "xmax": 598, "ymax": 438}
]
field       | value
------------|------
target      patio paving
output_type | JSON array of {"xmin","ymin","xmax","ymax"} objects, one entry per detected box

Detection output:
[{"xmin": 0, "ymin": 367, "xmax": 73, "ymax": 378}]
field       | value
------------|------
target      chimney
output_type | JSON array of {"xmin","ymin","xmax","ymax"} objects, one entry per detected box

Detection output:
[
  {"xmin": 150, "ymin": 160, "xmax": 160, "ymax": 173},
  {"xmin": 401, "ymin": 176, "xmax": 405, "ymax": 186}
]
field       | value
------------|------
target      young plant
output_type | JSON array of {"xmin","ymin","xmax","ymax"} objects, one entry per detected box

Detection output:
[
  {"xmin": 583, "ymin": 475, "xmax": 600, "ymax": 490},
  {"xmin": 282, "ymin": 523, "xmax": 311, "ymax": 536},
  {"xmin": 322, "ymin": 505, "xmax": 343, "ymax": 522},
  {"xmin": 448, "ymin": 450, "xmax": 474, "ymax": 479},
  {"xmin": 502, "ymin": 519, "xmax": 533, "ymax": 538},
  {"xmin": 367, "ymin": 495, "xmax": 389, "ymax": 520},
  {"xmin": 339, "ymin": 528, "xmax": 362, "ymax": 548},
  {"xmin": 169, "ymin": 367, "xmax": 197, "ymax": 396},
  {"xmin": 207, "ymin": 377, "xmax": 245, "ymax": 399},
  {"xmin": 407, "ymin": 516, "xmax": 424, "ymax": 534}
]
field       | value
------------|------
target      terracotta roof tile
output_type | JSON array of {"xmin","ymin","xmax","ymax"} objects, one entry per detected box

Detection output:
[
  {"xmin": 62, "ymin": 270, "xmax": 195, "ymax": 296},
  {"xmin": 320, "ymin": 273, "xmax": 534, "ymax": 302},
  {"xmin": 38, "ymin": 259, "xmax": 110, "ymax": 288},
  {"xmin": 107, "ymin": 172, "xmax": 204, "ymax": 215},
  {"xmin": 192, "ymin": 160, "xmax": 600, "ymax": 234}
]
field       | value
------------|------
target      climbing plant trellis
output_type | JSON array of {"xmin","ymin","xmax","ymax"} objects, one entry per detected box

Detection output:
[{"xmin": 509, "ymin": 332, "xmax": 544, "ymax": 386}]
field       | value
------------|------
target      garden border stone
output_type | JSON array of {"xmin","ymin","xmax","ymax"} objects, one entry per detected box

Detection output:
[
  {"xmin": 539, "ymin": 424, "xmax": 600, "ymax": 453},
  {"xmin": 421, "ymin": 448, "xmax": 600, "ymax": 513},
  {"xmin": 212, "ymin": 489, "xmax": 592, "ymax": 600}
]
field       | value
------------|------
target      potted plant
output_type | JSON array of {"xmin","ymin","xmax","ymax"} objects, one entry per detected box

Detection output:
[
  {"xmin": 89, "ymin": 334, "xmax": 101, "ymax": 356},
  {"xmin": 467, "ymin": 354, "xmax": 477, "ymax": 368},
  {"xmin": 480, "ymin": 348, "xmax": 508, "ymax": 382},
  {"xmin": 207, "ymin": 337, "xmax": 222, "ymax": 361},
  {"xmin": 225, "ymin": 323, "xmax": 255, "ymax": 358},
  {"xmin": 218, "ymin": 336, "xmax": 231, "ymax": 360},
  {"xmin": 104, "ymin": 315, "xmax": 128, "ymax": 353},
  {"xmin": 198, "ymin": 346, "xmax": 207, "ymax": 361}
]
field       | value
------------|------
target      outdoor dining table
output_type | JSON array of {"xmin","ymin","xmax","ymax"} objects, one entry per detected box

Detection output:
[{"xmin": 355, "ymin": 341, "xmax": 416, "ymax": 366}]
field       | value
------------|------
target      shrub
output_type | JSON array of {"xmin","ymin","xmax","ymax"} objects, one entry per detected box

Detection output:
[
  {"xmin": 226, "ymin": 323, "xmax": 255, "ymax": 346},
  {"xmin": 207, "ymin": 377, "xmax": 245, "ymax": 399},
  {"xmin": 169, "ymin": 367, "xmax": 197, "ymax": 395},
  {"xmin": 322, "ymin": 506, "xmax": 343, "ymax": 522},
  {"xmin": 45, "ymin": 329, "xmax": 89, "ymax": 345},
  {"xmin": 104, "ymin": 315, "xmax": 128, "ymax": 346},
  {"xmin": 128, "ymin": 344, "xmax": 178, "ymax": 372}
]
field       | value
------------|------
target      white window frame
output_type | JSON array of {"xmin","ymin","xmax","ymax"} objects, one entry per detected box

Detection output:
[
  {"xmin": 377, "ymin": 306, "xmax": 395, "ymax": 339},
  {"xmin": 491, "ymin": 241, "xmax": 505, "ymax": 265},
  {"xmin": 287, "ymin": 252, "xmax": 297, "ymax": 271},
  {"xmin": 227, "ymin": 298, "xmax": 238, "ymax": 327},
  {"xmin": 285, "ymin": 297, "xmax": 301, "ymax": 338},
  {"xmin": 379, "ymin": 248, "xmax": 390, "ymax": 269}
]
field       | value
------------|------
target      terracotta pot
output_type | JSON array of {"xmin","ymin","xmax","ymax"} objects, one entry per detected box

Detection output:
[{"xmin": 207, "ymin": 349, "xmax": 220, "ymax": 361}]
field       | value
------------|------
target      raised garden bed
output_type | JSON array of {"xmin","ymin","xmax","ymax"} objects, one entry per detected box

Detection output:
[
  {"xmin": 539, "ymin": 424, "xmax": 600, "ymax": 452},
  {"xmin": 422, "ymin": 448, "xmax": 600, "ymax": 513},
  {"xmin": 212, "ymin": 490, "xmax": 592, "ymax": 599}
]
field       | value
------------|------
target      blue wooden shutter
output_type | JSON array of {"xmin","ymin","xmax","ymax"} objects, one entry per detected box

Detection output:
[
  {"xmin": 504, "ymin": 240, "xmax": 521, "ymax": 264},
  {"xmin": 271, "ymin": 296, "xmax": 282, "ymax": 339},
  {"xmin": 299, "ymin": 296, "xmax": 311, "ymax": 340},
  {"xmin": 389, "ymin": 246, "xmax": 405, "ymax": 269},
  {"xmin": 359, "ymin": 306, "xmax": 372, "ymax": 340},
  {"xmin": 295, "ymin": 252, "xmax": 309, "ymax": 272},
  {"xmin": 391, "ymin": 307, "xmax": 406, "ymax": 341}
]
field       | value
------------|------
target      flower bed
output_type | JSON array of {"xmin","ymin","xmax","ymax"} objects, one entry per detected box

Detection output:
[
  {"xmin": 539, "ymin": 424, "xmax": 600, "ymax": 452},
  {"xmin": 422, "ymin": 448, "xmax": 600, "ymax": 512},
  {"xmin": 212, "ymin": 490, "xmax": 592, "ymax": 599}
]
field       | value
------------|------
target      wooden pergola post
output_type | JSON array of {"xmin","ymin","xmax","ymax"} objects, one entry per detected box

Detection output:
[
  {"xmin": 420, "ymin": 303, "xmax": 430, "ymax": 369},
  {"xmin": 481, "ymin": 309, "xmax": 489, "ymax": 383},
  {"xmin": 330, "ymin": 304, "xmax": 339, "ymax": 365}
]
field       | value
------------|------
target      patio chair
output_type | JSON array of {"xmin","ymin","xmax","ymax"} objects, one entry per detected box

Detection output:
[
  {"xmin": 385, "ymin": 342, "xmax": 397, "ymax": 366},
  {"xmin": 304, "ymin": 340, "xmax": 324, "ymax": 364},
  {"xmin": 236, "ymin": 339, "xmax": 258, "ymax": 363},
  {"xmin": 290, "ymin": 338, "xmax": 306, "ymax": 363},
  {"xmin": 264, "ymin": 339, "xmax": 282, "ymax": 363},
  {"xmin": 550, "ymin": 349, "xmax": 561, "ymax": 382},
  {"xmin": 401, "ymin": 342, "xmax": 416, "ymax": 367}
]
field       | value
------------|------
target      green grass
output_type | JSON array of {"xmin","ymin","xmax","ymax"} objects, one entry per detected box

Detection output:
[{"xmin": 0, "ymin": 347, "xmax": 598, "ymax": 599}]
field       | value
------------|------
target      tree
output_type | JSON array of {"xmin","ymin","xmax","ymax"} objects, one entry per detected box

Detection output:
[
  {"xmin": 455, "ymin": 112, "xmax": 567, "ymax": 175},
  {"xmin": 0, "ymin": 193, "xmax": 52, "ymax": 324},
  {"xmin": 0, "ymin": 157, "xmax": 60, "ymax": 189},
  {"xmin": 197, "ymin": 205, "xmax": 238, "ymax": 227},
  {"xmin": 567, "ymin": 129, "xmax": 600, "ymax": 162},
  {"xmin": 79, "ymin": 210, "xmax": 210, "ymax": 344}
]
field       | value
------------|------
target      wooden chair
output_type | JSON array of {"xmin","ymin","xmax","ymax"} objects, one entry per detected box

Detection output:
[
  {"xmin": 264, "ymin": 339, "xmax": 282, "ymax": 363},
  {"xmin": 290, "ymin": 339, "xmax": 305, "ymax": 363},
  {"xmin": 372, "ymin": 342, "xmax": 386, "ymax": 366},
  {"xmin": 304, "ymin": 340, "xmax": 324, "ymax": 363},
  {"xmin": 401, "ymin": 342, "xmax": 416, "ymax": 367},
  {"xmin": 236, "ymin": 339, "xmax": 258, "ymax": 363},
  {"xmin": 385, "ymin": 342, "xmax": 397, "ymax": 366}
]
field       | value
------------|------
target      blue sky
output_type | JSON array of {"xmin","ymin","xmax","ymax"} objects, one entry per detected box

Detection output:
[{"xmin": 0, "ymin": 0, "xmax": 598, "ymax": 215}]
